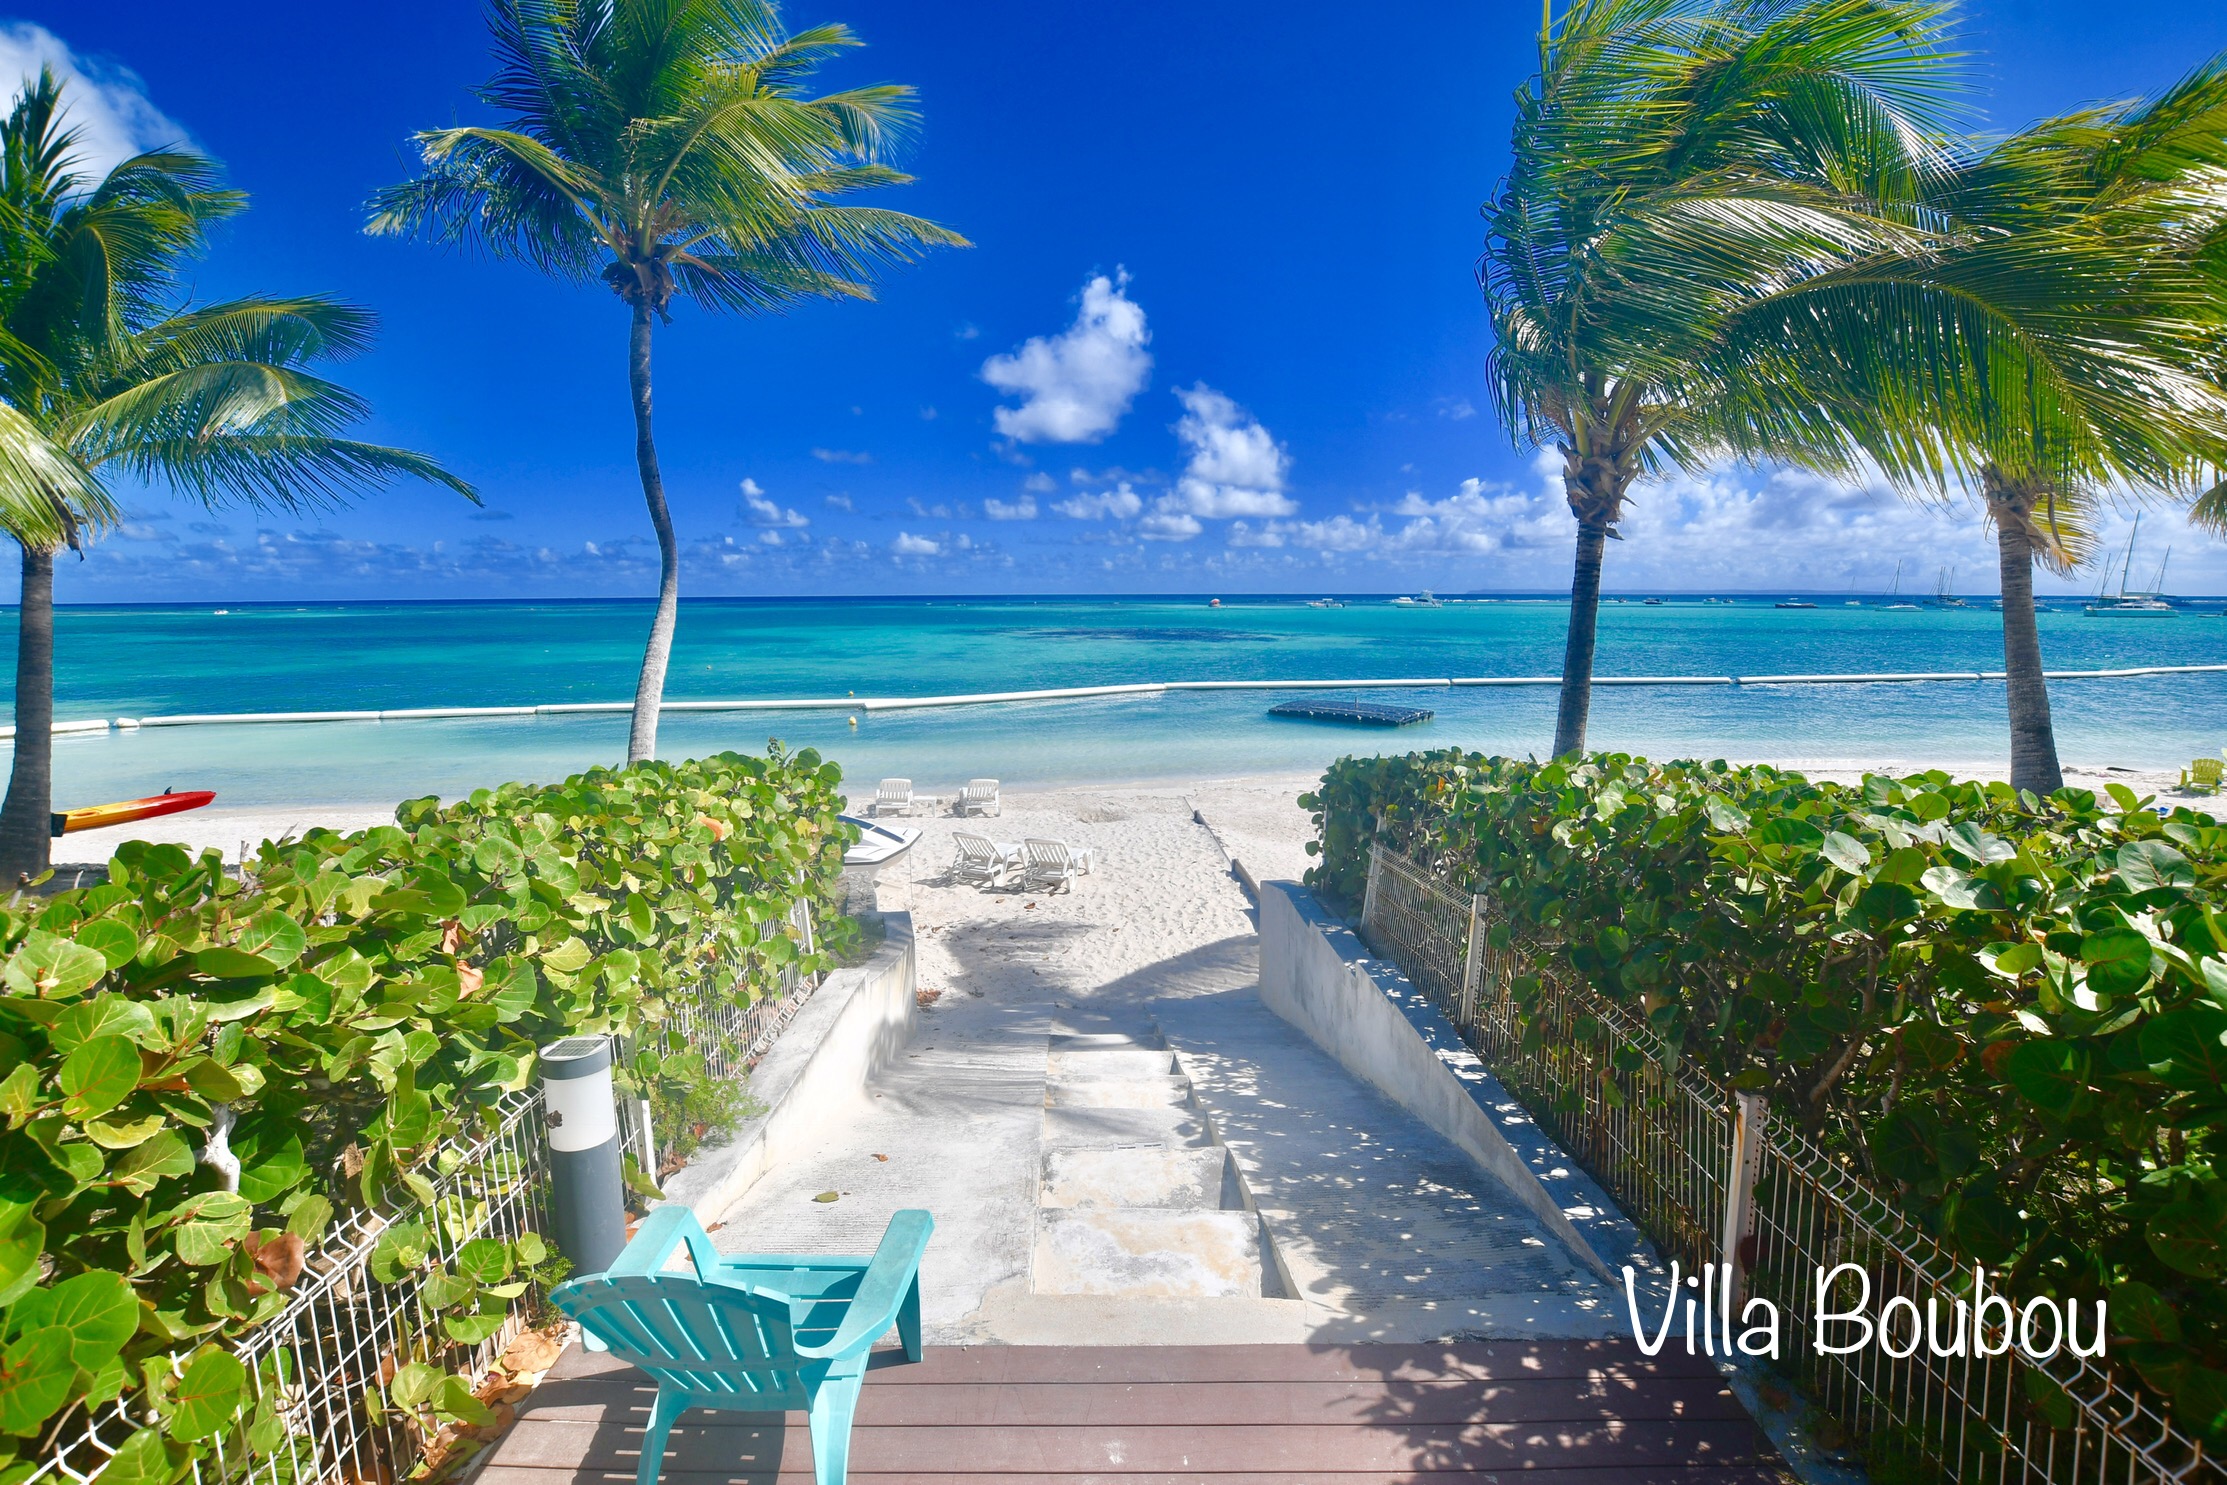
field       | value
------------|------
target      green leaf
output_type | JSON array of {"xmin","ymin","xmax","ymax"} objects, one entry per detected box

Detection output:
[
  {"xmin": 0, "ymin": 1212, "xmax": 46, "ymax": 1308},
  {"xmin": 443, "ymin": 1311, "xmax": 509, "ymax": 1345},
  {"xmin": 3, "ymin": 932, "xmax": 109, "ymax": 999},
  {"xmin": 2003, "ymin": 1040, "xmax": 2086, "ymax": 1114},
  {"xmin": 234, "ymin": 910, "xmax": 307, "ymax": 968},
  {"xmin": 84, "ymin": 1114, "xmax": 168, "ymax": 1149},
  {"xmin": 48, "ymin": 995, "xmax": 154, "ymax": 1052},
  {"xmin": 71, "ymin": 919, "xmax": 143, "ymax": 972},
  {"xmin": 58, "ymin": 1035, "xmax": 141, "ymax": 1120},
  {"xmin": 2148, "ymin": 1203, "xmax": 2222, "ymax": 1279},
  {"xmin": 110, "ymin": 1132, "xmax": 193, "ymax": 1195},
  {"xmin": 2081, "ymin": 929, "xmax": 2156, "ymax": 996},
  {"xmin": 539, "ymin": 936, "xmax": 591, "ymax": 973},
  {"xmin": 0, "ymin": 1326, "xmax": 75, "ymax": 1436},
  {"xmin": 2109, "ymin": 1280, "xmax": 2180, "ymax": 1343},
  {"xmin": 454, "ymin": 1238, "xmax": 513, "ymax": 1285},
  {"xmin": 1819, "ymin": 831, "xmax": 1871, "ymax": 873},
  {"xmin": 169, "ymin": 1347, "xmax": 247, "ymax": 1441},
  {"xmin": 388, "ymin": 1361, "xmax": 443, "ymax": 1411},
  {"xmin": 192, "ymin": 946, "xmax": 279, "ymax": 980},
  {"xmin": 2139, "ymin": 1006, "xmax": 2227, "ymax": 1090},
  {"xmin": 17, "ymin": 1271, "xmax": 138, "ymax": 1369},
  {"xmin": 94, "ymin": 1427, "xmax": 179, "ymax": 1485},
  {"xmin": 2117, "ymin": 840, "xmax": 2195, "ymax": 894}
]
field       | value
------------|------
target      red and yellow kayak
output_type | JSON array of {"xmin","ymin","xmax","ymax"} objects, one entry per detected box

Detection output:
[{"xmin": 51, "ymin": 790, "xmax": 216, "ymax": 837}]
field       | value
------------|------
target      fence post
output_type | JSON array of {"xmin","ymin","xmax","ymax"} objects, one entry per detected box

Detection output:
[
  {"xmin": 1718, "ymin": 1091, "xmax": 1768, "ymax": 1314},
  {"xmin": 1362, "ymin": 842, "xmax": 1384, "ymax": 932},
  {"xmin": 1460, "ymin": 893, "xmax": 1486, "ymax": 1025}
]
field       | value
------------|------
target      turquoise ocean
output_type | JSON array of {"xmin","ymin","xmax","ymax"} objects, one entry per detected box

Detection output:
[{"xmin": 9, "ymin": 594, "xmax": 2224, "ymax": 808}]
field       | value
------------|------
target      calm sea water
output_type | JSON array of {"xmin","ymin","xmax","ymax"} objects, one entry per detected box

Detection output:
[{"xmin": 10, "ymin": 594, "xmax": 2224, "ymax": 806}]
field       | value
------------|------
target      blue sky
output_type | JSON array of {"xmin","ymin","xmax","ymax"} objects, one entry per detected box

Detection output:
[{"xmin": 16, "ymin": 0, "xmax": 2227, "ymax": 600}]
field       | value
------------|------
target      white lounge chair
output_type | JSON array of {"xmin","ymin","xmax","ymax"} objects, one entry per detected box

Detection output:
[
  {"xmin": 951, "ymin": 832, "xmax": 1020, "ymax": 887},
  {"xmin": 1019, "ymin": 837, "xmax": 1095, "ymax": 893},
  {"xmin": 872, "ymin": 778, "xmax": 939, "ymax": 816},
  {"xmin": 954, "ymin": 779, "xmax": 1001, "ymax": 817}
]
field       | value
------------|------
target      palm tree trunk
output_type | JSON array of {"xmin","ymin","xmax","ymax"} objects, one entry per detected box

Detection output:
[
  {"xmin": 0, "ymin": 544, "xmax": 56, "ymax": 884},
  {"xmin": 1553, "ymin": 520, "xmax": 1609, "ymax": 757},
  {"xmin": 625, "ymin": 300, "xmax": 680, "ymax": 765},
  {"xmin": 1994, "ymin": 508, "xmax": 2063, "ymax": 796}
]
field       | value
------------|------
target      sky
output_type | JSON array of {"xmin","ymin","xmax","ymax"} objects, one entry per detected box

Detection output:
[{"xmin": 13, "ymin": 0, "xmax": 2227, "ymax": 601}]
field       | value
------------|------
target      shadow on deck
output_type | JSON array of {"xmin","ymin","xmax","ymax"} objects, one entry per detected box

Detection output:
[{"xmin": 478, "ymin": 1338, "xmax": 1793, "ymax": 1483}]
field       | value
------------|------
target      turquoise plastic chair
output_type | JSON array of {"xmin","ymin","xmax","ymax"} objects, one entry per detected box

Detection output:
[{"xmin": 551, "ymin": 1206, "xmax": 933, "ymax": 1485}]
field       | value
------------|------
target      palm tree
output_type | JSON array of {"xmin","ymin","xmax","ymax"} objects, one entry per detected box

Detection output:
[
  {"xmin": 1802, "ymin": 69, "xmax": 2227, "ymax": 795},
  {"xmin": 1482, "ymin": 0, "xmax": 1973, "ymax": 757},
  {"xmin": 0, "ymin": 71, "xmax": 474, "ymax": 882},
  {"xmin": 368, "ymin": 0, "xmax": 965, "ymax": 764}
]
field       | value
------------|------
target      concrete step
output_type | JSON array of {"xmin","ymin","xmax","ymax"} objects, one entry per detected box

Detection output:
[
  {"xmin": 1047, "ymin": 1031, "xmax": 1157, "ymax": 1051},
  {"xmin": 1041, "ymin": 1147, "xmax": 1236, "ymax": 1211},
  {"xmin": 1045, "ymin": 1073, "xmax": 1191, "ymax": 1110},
  {"xmin": 1046, "ymin": 1047, "xmax": 1178, "ymax": 1080},
  {"xmin": 1041, "ymin": 1105, "xmax": 1214, "ymax": 1151},
  {"xmin": 1032, "ymin": 1208, "xmax": 1264, "ymax": 1298}
]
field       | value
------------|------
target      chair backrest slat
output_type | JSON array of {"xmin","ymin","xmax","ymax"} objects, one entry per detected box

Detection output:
[{"xmin": 571, "ymin": 1274, "xmax": 801, "ymax": 1396}]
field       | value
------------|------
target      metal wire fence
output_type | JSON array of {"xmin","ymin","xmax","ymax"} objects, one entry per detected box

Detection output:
[
  {"xmin": 1360, "ymin": 842, "xmax": 2218, "ymax": 1485},
  {"xmin": 30, "ymin": 900, "xmax": 820, "ymax": 1485}
]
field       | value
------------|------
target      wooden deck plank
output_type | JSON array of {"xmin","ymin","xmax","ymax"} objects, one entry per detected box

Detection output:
[
  {"xmin": 552, "ymin": 1340, "xmax": 1729, "ymax": 1387},
  {"xmin": 483, "ymin": 1468, "xmax": 1794, "ymax": 1484},
  {"xmin": 498, "ymin": 1419, "xmax": 1774, "ymax": 1472},
  {"xmin": 512, "ymin": 1376, "xmax": 1748, "ymax": 1427},
  {"xmin": 499, "ymin": 1342, "xmax": 1787, "ymax": 1481}
]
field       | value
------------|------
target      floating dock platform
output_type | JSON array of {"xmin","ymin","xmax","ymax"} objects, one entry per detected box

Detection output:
[{"xmin": 1267, "ymin": 698, "xmax": 1435, "ymax": 727}]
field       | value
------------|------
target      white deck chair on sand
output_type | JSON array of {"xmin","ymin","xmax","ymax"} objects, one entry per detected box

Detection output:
[
  {"xmin": 951, "ymin": 832, "xmax": 1020, "ymax": 887},
  {"xmin": 954, "ymin": 779, "xmax": 1001, "ymax": 817},
  {"xmin": 1020, "ymin": 838, "xmax": 1096, "ymax": 893},
  {"xmin": 873, "ymin": 779, "xmax": 940, "ymax": 816}
]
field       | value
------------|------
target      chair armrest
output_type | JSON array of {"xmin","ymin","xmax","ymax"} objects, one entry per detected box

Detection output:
[
  {"xmin": 604, "ymin": 1205, "xmax": 724, "ymax": 1280},
  {"xmin": 794, "ymin": 1210, "xmax": 933, "ymax": 1360}
]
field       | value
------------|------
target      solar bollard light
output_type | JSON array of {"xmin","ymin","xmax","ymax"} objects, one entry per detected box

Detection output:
[{"xmin": 540, "ymin": 1036, "xmax": 627, "ymax": 1275}]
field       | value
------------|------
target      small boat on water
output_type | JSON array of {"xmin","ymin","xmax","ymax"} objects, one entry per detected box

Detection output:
[
  {"xmin": 1305, "ymin": 597, "xmax": 1345, "ymax": 608},
  {"xmin": 1774, "ymin": 598, "xmax": 1817, "ymax": 610},
  {"xmin": 2086, "ymin": 517, "xmax": 2176, "ymax": 616},
  {"xmin": 1643, "ymin": 597, "xmax": 1664, "ymax": 606},
  {"xmin": 1388, "ymin": 589, "xmax": 1443, "ymax": 608},
  {"xmin": 1928, "ymin": 567, "xmax": 1967, "ymax": 608},
  {"xmin": 51, "ymin": 789, "xmax": 215, "ymax": 837}
]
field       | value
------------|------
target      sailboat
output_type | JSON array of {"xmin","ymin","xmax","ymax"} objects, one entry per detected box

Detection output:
[
  {"xmin": 1885, "ymin": 558, "xmax": 1917, "ymax": 610},
  {"xmin": 2085, "ymin": 516, "xmax": 2175, "ymax": 616},
  {"xmin": 1928, "ymin": 567, "xmax": 1967, "ymax": 607}
]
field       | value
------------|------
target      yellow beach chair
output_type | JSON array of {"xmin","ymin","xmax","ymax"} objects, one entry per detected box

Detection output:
[{"xmin": 2182, "ymin": 756, "xmax": 2224, "ymax": 793}]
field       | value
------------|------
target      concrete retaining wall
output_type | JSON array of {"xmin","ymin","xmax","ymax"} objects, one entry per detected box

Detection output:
[
  {"xmin": 1258, "ymin": 880, "xmax": 1656, "ymax": 1283},
  {"xmin": 659, "ymin": 912, "xmax": 918, "ymax": 1220}
]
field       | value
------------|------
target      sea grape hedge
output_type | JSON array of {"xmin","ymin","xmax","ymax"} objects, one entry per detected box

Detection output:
[
  {"xmin": 1307, "ymin": 749, "xmax": 2227, "ymax": 1438},
  {"xmin": 0, "ymin": 745, "xmax": 849, "ymax": 1485}
]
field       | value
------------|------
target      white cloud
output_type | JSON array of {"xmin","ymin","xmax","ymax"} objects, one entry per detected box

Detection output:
[
  {"xmin": 892, "ymin": 531, "xmax": 940, "ymax": 557},
  {"xmin": 758, "ymin": 530, "xmax": 785, "ymax": 546},
  {"xmin": 740, "ymin": 478, "xmax": 809, "ymax": 528},
  {"xmin": 812, "ymin": 447, "xmax": 872, "ymax": 465},
  {"xmin": 823, "ymin": 493, "xmax": 853, "ymax": 511},
  {"xmin": 0, "ymin": 25, "xmax": 185, "ymax": 182},
  {"xmin": 983, "ymin": 495, "xmax": 1037, "ymax": 520},
  {"xmin": 1053, "ymin": 484, "xmax": 1145, "ymax": 521},
  {"xmin": 1169, "ymin": 385, "xmax": 1295, "ymax": 518},
  {"xmin": 1023, "ymin": 472, "xmax": 1056, "ymax": 494},
  {"xmin": 1434, "ymin": 396, "xmax": 1478, "ymax": 421},
  {"xmin": 1139, "ymin": 508, "xmax": 1201, "ymax": 542},
  {"xmin": 981, "ymin": 271, "xmax": 1152, "ymax": 443}
]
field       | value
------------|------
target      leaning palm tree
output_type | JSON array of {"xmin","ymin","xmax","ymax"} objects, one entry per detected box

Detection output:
[
  {"xmin": 369, "ymin": 0, "xmax": 965, "ymax": 763},
  {"xmin": 1483, "ymin": 0, "xmax": 1967, "ymax": 757},
  {"xmin": 0, "ymin": 71, "xmax": 474, "ymax": 882},
  {"xmin": 1798, "ymin": 67, "xmax": 2227, "ymax": 794}
]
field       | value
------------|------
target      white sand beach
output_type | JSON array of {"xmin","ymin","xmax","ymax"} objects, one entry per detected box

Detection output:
[{"xmin": 42, "ymin": 756, "xmax": 2203, "ymax": 875}]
